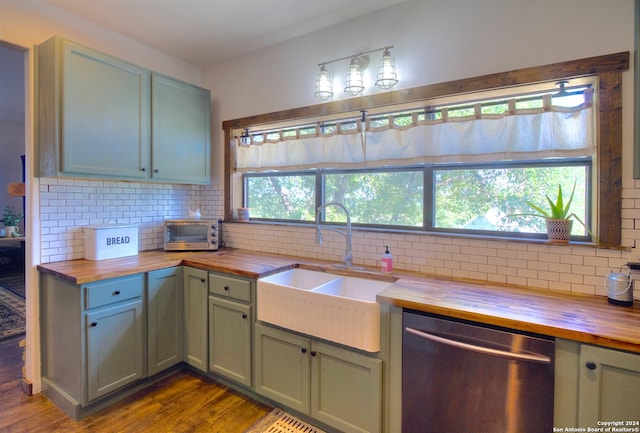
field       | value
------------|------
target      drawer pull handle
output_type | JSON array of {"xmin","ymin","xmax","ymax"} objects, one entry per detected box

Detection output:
[
  {"xmin": 301, "ymin": 348, "xmax": 307, "ymax": 354},
  {"xmin": 242, "ymin": 313, "xmax": 247, "ymax": 319},
  {"xmin": 310, "ymin": 351, "xmax": 317, "ymax": 357},
  {"xmin": 224, "ymin": 286, "xmax": 230, "ymax": 291},
  {"xmin": 90, "ymin": 321, "xmax": 98, "ymax": 327},
  {"xmin": 113, "ymin": 290, "xmax": 121, "ymax": 296},
  {"xmin": 586, "ymin": 361, "xmax": 597, "ymax": 370}
]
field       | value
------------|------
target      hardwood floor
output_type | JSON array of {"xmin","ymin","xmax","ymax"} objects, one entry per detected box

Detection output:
[{"xmin": 0, "ymin": 337, "xmax": 271, "ymax": 433}]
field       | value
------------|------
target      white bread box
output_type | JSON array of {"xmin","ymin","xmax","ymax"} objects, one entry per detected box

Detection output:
[{"xmin": 84, "ymin": 223, "xmax": 138, "ymax": 260}]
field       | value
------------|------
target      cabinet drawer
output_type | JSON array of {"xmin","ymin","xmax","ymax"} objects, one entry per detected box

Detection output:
[
  {"xmin": 84, "ymin": 274, "xmax": 144, "ymax": 310},
  {"xmin": 209, "ymin": 274, "xmax": 251, "ymax": 303}
]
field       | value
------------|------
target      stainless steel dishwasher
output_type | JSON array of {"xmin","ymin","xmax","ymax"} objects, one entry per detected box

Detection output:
[{"xmin": 402, "ymin": 311, "xmax": 555, "ymax": 433}]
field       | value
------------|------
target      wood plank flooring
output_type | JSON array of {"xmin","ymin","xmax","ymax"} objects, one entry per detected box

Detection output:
[{"xmin": 0, "ymin": 337, "xmax": 271, "ymax": 433}]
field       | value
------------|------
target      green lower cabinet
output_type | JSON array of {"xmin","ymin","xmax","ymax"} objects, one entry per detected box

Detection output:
[
  {"xmin": 209, "ymin": 296, "xmax": 252, "ymax": 386},
  {"xmin": 86, "ymin": 299, "xmax": 144, "ymax": 401},
  {"xmin": 183, "ymin": 267, "xmax": 208, "ymax": 372},
  {"xmin": 254, "ymin": 323, "xmax": 382, "ymax": 433},
  {"xmin": 578, "ymin": 344, "xmax": 640, "ymax": 425},
  {"xmin": 147, "ymin": 267, "xmax": 184, "ymax": 376},
  {"xmin": 254, "ymin": 323, "xmax": 310, "ymax": 413},
  {"xmin": 555, "ymin": 339, "xmax": 640, "ymax": 428}
]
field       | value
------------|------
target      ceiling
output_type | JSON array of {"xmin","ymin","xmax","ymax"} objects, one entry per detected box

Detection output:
[{"xmin": 40, "ymin": 0, "xmax": 408, "ymax": 68}]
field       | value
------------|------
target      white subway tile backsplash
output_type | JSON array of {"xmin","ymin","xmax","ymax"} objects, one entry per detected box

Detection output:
[
  {"xmin": 37, "ymin": 178, "xmax": 638, "ymax": 299},
  {"xmin": 38, "ymin": 178, "xmax": 224, "ymax": 263}
]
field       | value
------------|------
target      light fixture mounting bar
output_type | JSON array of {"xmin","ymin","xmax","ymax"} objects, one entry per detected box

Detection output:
[{"xmin": 318, "ymin": 45, "xmax": 394, "ymax": 67}]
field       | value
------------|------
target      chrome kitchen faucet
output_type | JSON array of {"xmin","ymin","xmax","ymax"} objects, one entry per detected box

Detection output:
[{"xmin": 315, "ymin": 202, "xmax": 355, "ymax": 269}]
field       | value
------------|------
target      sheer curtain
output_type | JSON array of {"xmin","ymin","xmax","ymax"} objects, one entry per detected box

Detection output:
[{"xmin": 235, "ymin": 89, "xmax": 594, "ymax": 172}]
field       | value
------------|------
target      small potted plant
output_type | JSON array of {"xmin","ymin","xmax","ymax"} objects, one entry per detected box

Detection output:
[
  {"xmin": 1, "ymin": 205, "xmax": 23, "ymax": 237},
  {"xmin": 517, "ymin": 181, "xmax": 591, "ymax": 243}
]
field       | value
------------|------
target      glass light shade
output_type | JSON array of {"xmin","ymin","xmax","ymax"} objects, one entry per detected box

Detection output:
[
  {"xmin": 375, "ymin": 48, "xmax": 398, "ymax": 90},
  {"xmin": 314, "ymin": 65, "xmax": 334, "ymax": 101},
  {"xmin": 344, "ymin": 58, "xmax": 365, "ymax": 96}
]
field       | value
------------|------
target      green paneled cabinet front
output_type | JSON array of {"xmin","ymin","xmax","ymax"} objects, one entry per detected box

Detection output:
[
  {"xmin": 36, "ymin": 36, "xmax": 211, "ymax": 184},
  {"xmin": 183, "ymin": 267, "xmax": 208, "ymax": 372},
  {"xmin": 254, "ymin": 323, "xmax": 382, "ymax": 433},
  {"xmin": 578, "ymin": 344, "xmax": 640, "ymax": 425},
  {"xmin": 41, "ymin": 272, "xmax": 145, "ymax": 411},
  {"xmin": 254, "ymin": 323, "xmax": 310, "ymax": 413},
  {"xmin": 208, "ymin": 272, "xmax": 253, "ymax": 387},
  {"xmin": 151, "ymin": 74, "xmax": 211, "ymax": 183},
  {"xmin": 36, "ymin": 36, "xmax": 151, "ymax": 179},
  {"xmin": 208, "ymin": 296, "xmax": 252, "ymax": 386},
  {"xmin": 86, "ymin": 299, "xmax": 144, "ymax": 401},
  {"xmin": 147, "ymin": 267, "xmax": 184, "ymax": 376}
]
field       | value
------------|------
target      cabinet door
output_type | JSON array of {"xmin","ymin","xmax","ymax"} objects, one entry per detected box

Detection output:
[
  {"xmin": 151, "ymin": 74, "xmax": 211, "ymax": 184},
  {"xmin": 86, "ymin": 300, "xmax": 144, "ymax": 402},
  {"xmin": 183, "ymin": 267, "xmax": 208, "ymax": 372},
  {"xmin": 311, "ymin": 341, "xmax": 382, "ymax": 433},
  {"xmin": 62, "ymin": 41, "xmax": 151, "ymax": 178},
  {"xmin": 578, "ymin": 344, "xmax": 640, "ymax": 426},
  {"xmin": 209, "ymin": 296, "xmax": 251, "ymax": 386},
  {"xmin": 254, "ymin": 323, "xmax": 310, "ymax": 413},
  {"xmin": 147, "ymin": 267, "xmax": 183, "ymax": 376}
]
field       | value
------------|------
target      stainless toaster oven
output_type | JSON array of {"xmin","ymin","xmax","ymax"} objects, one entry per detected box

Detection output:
[{"xmin": 164, "ymin": 219, "xmax": 222, "ymax": 251}]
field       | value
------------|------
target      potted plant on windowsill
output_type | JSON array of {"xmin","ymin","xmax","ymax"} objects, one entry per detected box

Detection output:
[
  {"xmin": 517, "ymin": 181, "xmax": 591, "ymax": 243},
  {"xmin": 1, "ymin": 205, "xmax": 23, "ymax": 238}
]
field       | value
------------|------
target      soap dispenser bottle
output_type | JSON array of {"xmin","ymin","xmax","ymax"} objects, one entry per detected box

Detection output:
[{"xmin": 381, "ymin": 245, "xmax": 393, "ymax": 273}]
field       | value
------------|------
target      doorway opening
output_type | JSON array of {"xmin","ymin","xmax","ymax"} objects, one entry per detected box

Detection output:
[{"xmin": 0, "ymin": 40, "xmax": 27, "ymax": 387}]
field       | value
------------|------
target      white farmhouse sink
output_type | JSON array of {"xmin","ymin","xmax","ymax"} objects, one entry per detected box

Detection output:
[{"xmin": 257, "ymin": 268, "xmax": 394, "ymax": 352}]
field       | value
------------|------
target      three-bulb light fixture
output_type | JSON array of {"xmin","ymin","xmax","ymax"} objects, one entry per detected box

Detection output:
[{"xmin": 314, "ymin": 46, "xmax": 398, "ymax": 101}]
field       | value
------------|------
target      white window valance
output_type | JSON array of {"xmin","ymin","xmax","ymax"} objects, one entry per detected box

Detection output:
[{"xmin": 235, "ymin": 89, "xmax": 594, "ymax": 172}]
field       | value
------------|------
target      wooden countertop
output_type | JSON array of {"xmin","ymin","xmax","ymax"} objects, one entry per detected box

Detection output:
[
  {"xmin": 377, "ymin": 275, "xmax": 640, "ymax": 354},
  {"xmin": 36, "ymin": 248, "xmax": 299, "ymax": 284},
  {"xmin": 37, "ymin": 248, "xmax": 640, "ymax": 354}
]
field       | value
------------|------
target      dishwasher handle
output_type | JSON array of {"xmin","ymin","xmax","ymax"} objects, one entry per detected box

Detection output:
[{"xmin": 405, "ymin": 327, "xmax": 551, "ymax": 364}]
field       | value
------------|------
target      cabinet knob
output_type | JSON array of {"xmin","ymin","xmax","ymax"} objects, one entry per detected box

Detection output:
[
  {"xmin": 310, "ymin": 351, "xmax": 317, "ymax": 357},
  {"xmin": 90, "ymin": 321, "xmax": 98, "ymax": 327},
  {"xmin": 200, "ymin": 278, "xmax": 206, "ymax": 283},
  {"xmin": 242, "ymin": 313, "xmax": 247, "ymax": 319},
  {"xmin": 224, "ymin": 286, "xmax": 230, "ymax": 291},
  {"xmin": 154, "ymin": 169, "xmax": 159, "ymax": 173},
  {"xmin": 113, "ymin": 290, "xmax": 121, "ymax": 296},
  {"xmin": 586, "ymin": 361, "xmax": 597, "ymax": 370},
  {"xmin": 301, "ymin": 348, "xmax": 307, "ymax": 354},
  {"xmin": 140, "ymin": 167, "xmax": 146, "ymax": 172}
]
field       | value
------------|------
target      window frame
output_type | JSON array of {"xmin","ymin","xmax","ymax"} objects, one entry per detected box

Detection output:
[
  {"xmin": 243, "ymin": 157, "xmax": 592, "ymax": 241},
  {"xmin": 223, "ymin": 52, "xmax": 629, "ymax": 246}
]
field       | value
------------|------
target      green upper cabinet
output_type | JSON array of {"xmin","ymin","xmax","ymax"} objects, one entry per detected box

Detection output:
[
  {"xmin": 35, "ymin": 36, "xmax": 211, "ymax": 184},
  {"xmin": 151, "ymin": 74, "xmax": 211, "ymax": 183}
]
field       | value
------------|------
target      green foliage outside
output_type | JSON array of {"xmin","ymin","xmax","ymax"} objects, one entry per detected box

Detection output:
[
  {"xmin": 435, "ymin": 166, "xmax": 588, "ymax": 235},
  {"xmin": 246, "ymin": 164, "xmax": 589, "ymax": 237}
]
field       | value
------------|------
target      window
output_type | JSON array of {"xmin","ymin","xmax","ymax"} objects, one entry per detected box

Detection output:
[
  {"xmin": 245, "ymin": 159, "xmax": 590, "ymax": 241},
  {"xmin": 224, "ymin": 52, "xmax": 628, "ymax": 246}
]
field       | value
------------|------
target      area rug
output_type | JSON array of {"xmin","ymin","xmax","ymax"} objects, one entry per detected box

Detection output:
[
  {"xmin": 244, "ymin": 408, "xmax": 326, "ymax": 433},
  {"xmin": 0, "ymin": 285, "xmax": 25, "ymax": 341}
]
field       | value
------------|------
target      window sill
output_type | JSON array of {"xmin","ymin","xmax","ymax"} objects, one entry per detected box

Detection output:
[{"xmin": 223, "ymin": 220, "xmax": 620, "ymax": 250}]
